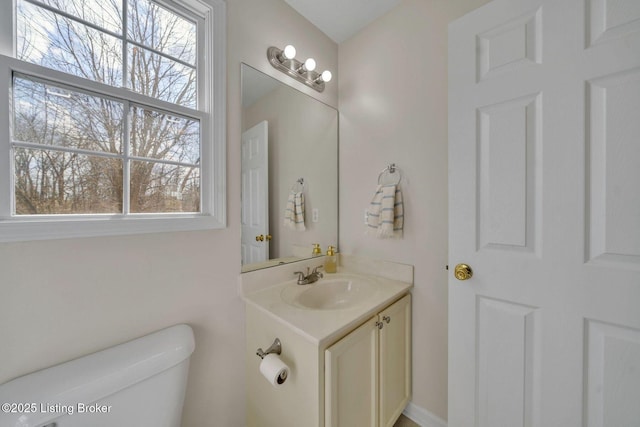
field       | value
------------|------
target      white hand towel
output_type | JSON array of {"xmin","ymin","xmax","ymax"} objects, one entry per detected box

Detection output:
[
  {"xmin": 365, "ymin": 184, "xmax": 404, "ymax": 238},
  {"xmin": 284, "ymin": 190, "xmax": 306, "ymax": 231}
]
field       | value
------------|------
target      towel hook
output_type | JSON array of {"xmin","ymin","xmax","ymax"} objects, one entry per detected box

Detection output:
[
  {"xmin": 291, "ymin": 177, "xmax": 304, "ymax": 192},
  {"xmin": 377, "ymin": 163, "xmax": 402, "ymax": 185}
]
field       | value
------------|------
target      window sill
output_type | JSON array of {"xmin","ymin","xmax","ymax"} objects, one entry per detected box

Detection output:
[{"xmin": 0, "ymin": 214, "xmax": 226, "ymax": 243}]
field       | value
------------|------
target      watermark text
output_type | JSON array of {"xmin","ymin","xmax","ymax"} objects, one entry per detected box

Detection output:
[{"xmin": 2, "ymin": 402, "xmax": 112, "ymax": 416}]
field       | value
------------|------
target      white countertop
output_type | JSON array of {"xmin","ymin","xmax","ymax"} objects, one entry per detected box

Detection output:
[{"xmin": 242, "ymin": 269, "xmax": 412, "ymax": 347}]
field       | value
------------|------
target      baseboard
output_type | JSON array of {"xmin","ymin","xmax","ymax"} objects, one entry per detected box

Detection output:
[{"xmin": 402, "ymin": 402, "xmax": 447, "ymax": 427}]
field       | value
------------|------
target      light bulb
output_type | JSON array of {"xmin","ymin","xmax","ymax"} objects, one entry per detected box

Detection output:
[
  {"xmin": 321, "ymin": 70, "xmax": 332, "ymax": 82},
  {"xmin": 282, "ymin": 45, "xmax": 296, "ymax": 60},
  {"xmin": 304, "ymin": 58, "xmax": 316, "ymax": 72}
]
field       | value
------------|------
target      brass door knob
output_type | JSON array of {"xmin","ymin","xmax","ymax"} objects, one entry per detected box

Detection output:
[
  {"xmin": 255, "ymin": 234, "xmax": 264, "ymax": 242},
  {"xmin": 454, "ymin": 263, "xmax": 473, "ymax": 281},
  {"xmin": 266, "ymin": 234, "xmax": 272, "ymax": 241}
]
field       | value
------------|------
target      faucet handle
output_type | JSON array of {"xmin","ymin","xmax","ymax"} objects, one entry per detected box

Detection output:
[
  {"xmin": 293, "ymin": 271, "xmax": 305, "ymax": 280},
  {"xmin": 312, "ymin": 265, "xmax": 323, "ymax": 274}
]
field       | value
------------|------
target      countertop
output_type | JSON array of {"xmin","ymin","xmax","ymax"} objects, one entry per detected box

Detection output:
[{"xmin": 242, "ymin": 269, "xmax": 412, "ymax": 347}]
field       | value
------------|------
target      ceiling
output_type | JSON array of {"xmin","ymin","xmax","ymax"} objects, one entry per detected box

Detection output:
[{"xmin": 283, "ymin": 0, "xmax": 401, "ymax": 43}]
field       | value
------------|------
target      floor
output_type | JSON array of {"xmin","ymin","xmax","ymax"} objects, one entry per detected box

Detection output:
[{"xmin": 393, "ymin": 414, "xmax": 420, "ymax": 427}]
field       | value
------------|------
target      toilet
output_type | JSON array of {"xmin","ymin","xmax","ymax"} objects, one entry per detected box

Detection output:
[{"xmin": 0, "ymin": 324, "xmax": 195, "ymax": 427}]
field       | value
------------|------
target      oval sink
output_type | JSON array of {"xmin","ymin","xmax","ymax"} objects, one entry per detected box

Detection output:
[{"xmin": 281, "ymin": 276, "xmax": 378, "ymax": 310}]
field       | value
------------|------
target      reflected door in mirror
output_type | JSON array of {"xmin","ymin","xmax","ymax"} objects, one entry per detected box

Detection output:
[{"xmin": 241, "ymin": 120, "xmax": 269, "ymax": 264}]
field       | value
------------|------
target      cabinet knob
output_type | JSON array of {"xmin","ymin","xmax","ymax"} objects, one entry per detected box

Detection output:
[
  {"xmin": 375, "ymin": 321, "xmax": 384, "ymax": 330},
  {"xmin": 383, "ymin": 316, "xmax": 391, "ymax": 324}
]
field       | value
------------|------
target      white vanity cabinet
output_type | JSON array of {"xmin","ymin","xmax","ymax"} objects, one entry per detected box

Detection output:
[
  {"xmin": 242, "ymin": 265, "xmax": 413, "ymax": 427},
  {"xmin": 324, "ymin": 294, "xmax": 412, "ymax": 427}
]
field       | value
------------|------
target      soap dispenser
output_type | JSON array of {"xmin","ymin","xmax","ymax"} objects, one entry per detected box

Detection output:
[
  {"xmin": 324, "ymin": 245, "xmax": 337, "ymax": 273},
  {"xmin": 312, "ymin": 243, "xmax": 322, "ymax": 256}
]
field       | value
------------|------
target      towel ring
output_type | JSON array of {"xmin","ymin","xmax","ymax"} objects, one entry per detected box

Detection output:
[{"xmin": 377, "ymin": 164, "xmax": 402, "ymax": 185}]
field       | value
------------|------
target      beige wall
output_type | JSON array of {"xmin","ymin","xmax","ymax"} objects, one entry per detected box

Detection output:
[
  {"xmin": 0, "ymin": 1, "xmax": 337, "ymax": 427},
  {"xmin": 338, "ymin": 0, "xmax": 490, "ymax": 420}
]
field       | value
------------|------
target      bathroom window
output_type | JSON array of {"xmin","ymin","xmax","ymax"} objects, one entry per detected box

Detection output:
[{"xmin": 0, "ymin": 0, "xmax": 226, "ymax": 242}]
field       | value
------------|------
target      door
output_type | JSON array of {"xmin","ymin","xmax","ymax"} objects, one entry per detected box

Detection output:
[
  {"xmin": 325, "ymin": 317, "xmax": 379, "ymax": 427},
  {"xmin": 241, "ymin": 120, "xmax": 269, "ymax": 265},
  {"xmin": 449, "ymin": 1, "xmax": 640, "ymax": 426},
  {"xmin": 379, "ymin": 294, "xmax": 411, "ymax": 427}
]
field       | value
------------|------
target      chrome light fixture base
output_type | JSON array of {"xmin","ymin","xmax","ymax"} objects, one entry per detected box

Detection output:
[{"xmin": 267, "ymin": 46, "xmax": 326, "ymax": 92}]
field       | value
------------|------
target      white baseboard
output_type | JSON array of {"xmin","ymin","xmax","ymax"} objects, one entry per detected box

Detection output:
[{"xmin": 402, "ymin": 402, "xmax": 447, "ymax": 427}]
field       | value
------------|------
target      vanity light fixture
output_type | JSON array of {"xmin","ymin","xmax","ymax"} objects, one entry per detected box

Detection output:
[{"xmin": 267, "ymin": 45, "xmax": 332, "ymax": 92}]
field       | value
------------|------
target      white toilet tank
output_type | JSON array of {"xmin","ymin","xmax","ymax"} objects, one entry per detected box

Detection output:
[{"xmin": 0, "ymin": 324, "xmax": 195, "ymax": 427}]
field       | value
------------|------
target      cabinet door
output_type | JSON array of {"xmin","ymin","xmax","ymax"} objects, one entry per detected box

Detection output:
[
  {"xmin": 325, "ymin": 317, "xmax": 379, "ymax": 427},
  {"xmin": 379, "ymin": 294, "xmax": 412, "ymax": 427}
]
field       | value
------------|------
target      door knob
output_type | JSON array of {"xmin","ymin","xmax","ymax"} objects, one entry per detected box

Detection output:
[
  {"xmin": 454, "ymin": 263, "xmax": 473, "ymax": 281},
  {"xmin": 255, "ymin": 234, "xmax": 264, "ymax": 242},
  {"xmin": 266, "ymin": 234, "xmax": 272, "ymax": 241}
]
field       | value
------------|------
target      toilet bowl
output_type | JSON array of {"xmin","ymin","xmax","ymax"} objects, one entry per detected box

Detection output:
[{"xmin": 0, "ymin": 324, "xmax": 195, "ymax": 427}]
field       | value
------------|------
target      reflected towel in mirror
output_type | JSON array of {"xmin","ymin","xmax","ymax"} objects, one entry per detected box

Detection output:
[
  {"xmin": 284, "ymin": 190, "xmax": 306, "ymax": 231},
  {"xmin": 365, "ymin": 184, "xmax": 404, "ymax": 238}
]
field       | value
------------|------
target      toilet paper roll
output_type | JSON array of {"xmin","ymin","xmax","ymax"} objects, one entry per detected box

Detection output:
[{"xmin": 259, "ymin": 354, "xmax": 289, "ymax": 387}]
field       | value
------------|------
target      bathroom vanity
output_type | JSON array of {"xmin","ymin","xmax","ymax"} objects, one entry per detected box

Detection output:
[{"xmin": 241, "ymin": 256, "xmax": 412, "ymax": 427}]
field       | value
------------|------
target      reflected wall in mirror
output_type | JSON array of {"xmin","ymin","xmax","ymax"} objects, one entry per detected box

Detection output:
[{"xmin": 241, "ymin": 64, "xmax": 338, "ymax": 273}]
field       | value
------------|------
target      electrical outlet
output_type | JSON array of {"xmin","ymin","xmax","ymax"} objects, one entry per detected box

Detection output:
[{"xmin": 312, "ymin": 208, "xmax": 319, "ymax": 223}]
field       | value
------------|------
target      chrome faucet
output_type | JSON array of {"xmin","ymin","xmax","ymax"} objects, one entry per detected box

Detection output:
[{"xmin": 294, "ymin": 266, "xmax": 324, "ymax": 285}]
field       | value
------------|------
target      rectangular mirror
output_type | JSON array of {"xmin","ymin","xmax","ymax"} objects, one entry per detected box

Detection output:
[{"xmin": 241, "ymin": 64, "xmax": 338, "ymax": 273}]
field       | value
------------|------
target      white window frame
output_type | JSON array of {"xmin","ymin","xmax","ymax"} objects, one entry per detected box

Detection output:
[{"xmin": 0, "ymin": 0, "xmax": 226, "ymax": 243}]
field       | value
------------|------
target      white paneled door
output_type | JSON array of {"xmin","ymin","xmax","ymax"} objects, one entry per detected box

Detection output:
[
  {"xmin": 241, "ymin": 120, "xmax": 269, "ymax": 265},
  {"xmin": 448, "ymin": 1, "xmax": 640, "ymax": 426}
]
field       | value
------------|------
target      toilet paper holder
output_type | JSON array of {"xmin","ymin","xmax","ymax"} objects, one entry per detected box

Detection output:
[{"xmin": 256, "ymin": 338, "xmax": 282, "ymax": 359}]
